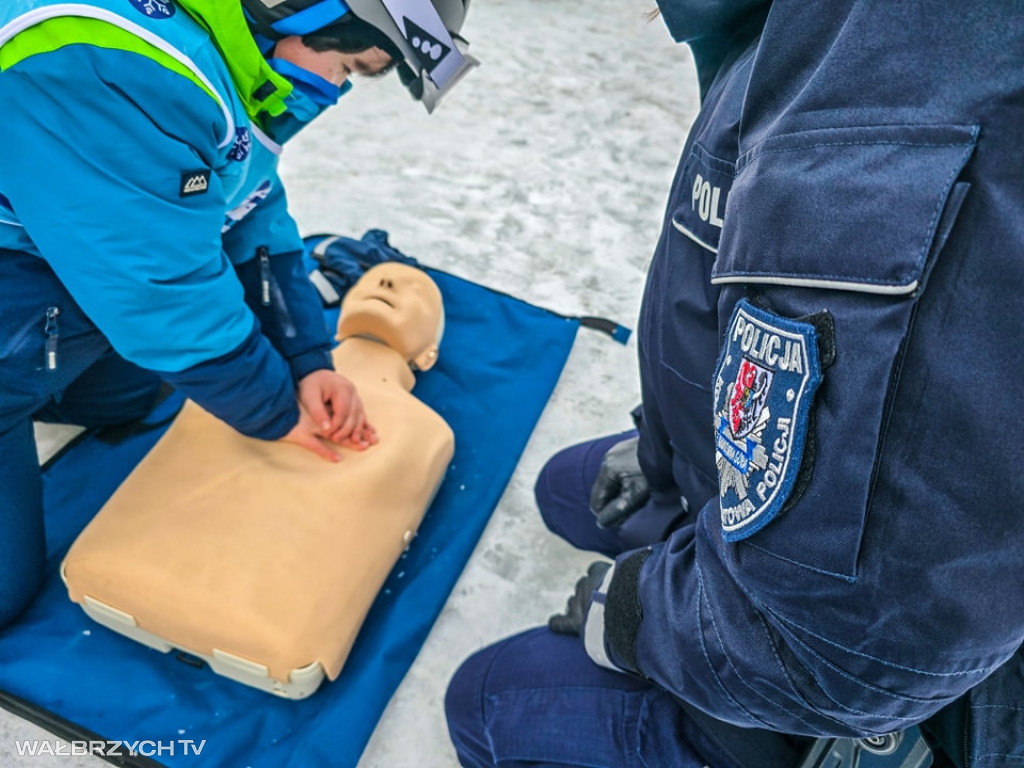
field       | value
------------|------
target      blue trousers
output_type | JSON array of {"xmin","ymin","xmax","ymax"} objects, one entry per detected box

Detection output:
[
  {"xmin": 445, "ymin": 433, "xmax": 811, "ymax": 768},
  {"xmin": 0, "ymin": 253, "xmax": 162, "ymax": 628}
]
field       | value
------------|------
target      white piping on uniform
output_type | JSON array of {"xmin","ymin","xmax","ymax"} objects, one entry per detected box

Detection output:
[
  {"xmin": 671, "ymin": 217, "xmax": 918, "ymax": 295},
  {"xmin": 0, "ymin": 5, "xmax": 235, "ymax": 148},
  {"xmin": 710, "ymin": 274, "xmax": 918, "ymax": 296},
  {"xmin": 250, "ymin": 124, "xmax": 282, "ymax": 156},
  {"xmin": 0, "ymin": 218, "xmax": 24, "ymax": 227},
  {"xmin": 667, "ymin": 216, "xmax": 920, "ymax": 295},
  {"xmin": 671, "ymin": 217, "xmax": 719, "ymax": 254}
]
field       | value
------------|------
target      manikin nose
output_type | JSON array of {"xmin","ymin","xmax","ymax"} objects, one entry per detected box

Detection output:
[{"xmin": 379, "ymin": 278, "xmax": 395, "ymax": 290}]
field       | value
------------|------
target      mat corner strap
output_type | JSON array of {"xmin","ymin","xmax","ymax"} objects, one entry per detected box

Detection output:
[{"xmin": 579, "ymin": 316, "xmax": 632, "ymax": 345}]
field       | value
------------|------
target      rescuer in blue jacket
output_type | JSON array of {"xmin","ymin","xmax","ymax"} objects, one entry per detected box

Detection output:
[
  {"xmin": 0, "ymin": 0, "xmax": 476, "ymax": 628},
  {"xmin": 446, "ymin": 2, "xmax": 1024, "ymax": 766}
]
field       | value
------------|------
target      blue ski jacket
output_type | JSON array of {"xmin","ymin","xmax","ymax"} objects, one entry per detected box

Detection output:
[
  {"xmin": 0, "ymin": 0, "xmax": 335, "ymax": 439},
  {"xmin": 585, "ymin": 0, "xmax": 1024, "ymax": 761}
]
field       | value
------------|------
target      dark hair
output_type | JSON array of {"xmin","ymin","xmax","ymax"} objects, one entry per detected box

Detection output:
[{"xmin": 301, "ymin": 18, "xmax": 401, "ymax": 77}]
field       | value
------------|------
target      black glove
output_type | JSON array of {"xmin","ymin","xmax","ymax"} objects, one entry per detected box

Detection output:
[
  {"xmin": 589, "ymin": 436, "xmax": 650, "ymax": 528},
  {"xmin": 548, "ymin": 561, "xmax": 612, "ymax": 636}
]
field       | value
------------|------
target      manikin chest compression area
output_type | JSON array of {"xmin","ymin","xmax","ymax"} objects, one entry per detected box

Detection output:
[{"xmin": 60, "ymin": 264, "xmax": 454, "ymax": 699}]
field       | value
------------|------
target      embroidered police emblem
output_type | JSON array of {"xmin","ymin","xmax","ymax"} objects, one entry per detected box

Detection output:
[
  {"xmin": 402, "ymin": 18, "xmax": 451, "ymax": 74},
  {"xmin": 127, "ymin": 0, "xmax": 175, "ymax": 19},
  {"xmin": 713, "ymin": 300, "xmax": 822, "ymax": 541},
  {"xmin": 227, "ymin": 128, "xmax": 251, "ymax": 163},
  {"xmin": 179, "ymin": 169, "xmax": 210, "ymax": 198}
]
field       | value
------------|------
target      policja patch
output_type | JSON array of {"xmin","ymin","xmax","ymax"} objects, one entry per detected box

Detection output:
[{"xmin": 713, "ymin": 299, "xmax": 822, "ymax": 542}]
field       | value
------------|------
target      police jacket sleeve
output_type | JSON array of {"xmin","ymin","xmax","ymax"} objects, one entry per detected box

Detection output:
[
  {"xmin": 222, "ymin": 177, "xmax": 334, "ymax": 382},
  {"xmin": 0, "ymin": 45, "xmax": 298, "ymax": 439},
  {"xmin": 584, "ymin": 8, "xmax": 1024, "ymax": 743}
]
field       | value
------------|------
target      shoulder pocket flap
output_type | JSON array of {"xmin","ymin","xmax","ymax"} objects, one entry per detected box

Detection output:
[{"xmin": 712, "ymin": 124, "xmax": 978, "ymax": 294}]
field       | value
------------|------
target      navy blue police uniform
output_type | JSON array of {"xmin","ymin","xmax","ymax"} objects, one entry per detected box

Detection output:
[{"xmin": 446, "ymin": 1, "xmax": 1024, "ymax": 766}]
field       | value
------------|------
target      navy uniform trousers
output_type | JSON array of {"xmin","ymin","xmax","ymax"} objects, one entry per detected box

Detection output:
[{"xmin": 445, "ymin": 432, "xmax": 812, "ymax": 768}]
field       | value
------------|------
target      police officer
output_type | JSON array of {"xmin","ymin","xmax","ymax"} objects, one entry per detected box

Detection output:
[
  {"xmin": 0, "ymin": 0, "xmax": 476, "ymax": 627},
  {"xmin": 445, "ymin": 1, "xmax": 1024, "ymax": 766}
]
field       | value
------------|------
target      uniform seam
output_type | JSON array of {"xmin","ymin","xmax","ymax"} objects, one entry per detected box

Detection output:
[
  {"xmin": 766, "ymin": 619, "xmax": 942, "ymax": 719},
  {"xmin": 767, "ymin": 608, "xmax": 1003, "ymax": 680},
  {"xmin": 694, "ymin": 564, "xmax": 777, "ymax": 729},
  {"xmin": 737, "ymin": 139, "xmax": 973, "ymax": 171},
  {"xmin": 689, "ymin": 141, "xmax": 739, "ymax": 176},
  {"xmin": 743, "ymin": 542, "xmax": 858, "ymax": 582},
  {"xmin": 747, "ymin": 608, "xmax": 856, "ymax": 732}
]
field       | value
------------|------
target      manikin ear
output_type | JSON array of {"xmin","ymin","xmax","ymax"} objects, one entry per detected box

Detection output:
[{"xmin": 412, "ymin": 345, "xmax": 439, "ymax": 371}]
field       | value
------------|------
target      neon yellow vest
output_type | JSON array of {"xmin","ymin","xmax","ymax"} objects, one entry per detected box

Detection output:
[{"xmin": 0, "ymin": 0, "xmax": 293, "ymax": 130}]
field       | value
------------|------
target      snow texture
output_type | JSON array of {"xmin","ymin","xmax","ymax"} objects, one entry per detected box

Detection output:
[{"xmin": 6, "ymin": 0, "xmax": 699, "ymax": 763}]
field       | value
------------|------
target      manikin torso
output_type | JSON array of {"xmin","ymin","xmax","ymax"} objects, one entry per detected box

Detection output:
[{"xmin": 62, "ymin": 265, "xmax": 454, "ymax": 686}]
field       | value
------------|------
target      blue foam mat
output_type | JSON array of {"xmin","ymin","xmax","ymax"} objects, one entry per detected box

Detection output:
[{"xmin": 0, "ymin": 266, "xmax": 579, "ymax": 767}]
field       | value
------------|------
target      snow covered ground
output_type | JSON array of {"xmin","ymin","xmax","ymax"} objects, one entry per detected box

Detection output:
[{"xmin": 1, "ymin": 0, "xmax": 699, "ymax": 764}]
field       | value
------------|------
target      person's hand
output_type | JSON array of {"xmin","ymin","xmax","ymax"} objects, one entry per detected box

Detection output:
[
  {"xmin": 548, "ymin": 561, "xmax": 612, "ymax": 636},
  {"xmin": 278, "ymin": 403, "xmax": 345, "ymax": 462},
  {"xmin": 589, "ymin": 436, "xmax": 650, "ymax": 528},
  {"xmin": 297, "ymin": 370, "xmax": 378, "ymax": 450}
]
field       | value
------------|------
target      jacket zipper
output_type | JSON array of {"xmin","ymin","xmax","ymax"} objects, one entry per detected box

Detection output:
[
  {"xmin": 44, "ymin": 306, "xmax": 60, "ymax": 372},
  {"xmin": 258, "ymin": 246, "xmax": 271, "ymax": 306}
]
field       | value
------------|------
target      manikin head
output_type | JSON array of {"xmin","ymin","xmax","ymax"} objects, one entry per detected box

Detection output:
[{"xmin": 336, "ymin": 263, "xmax": 445, "ymax": 370}]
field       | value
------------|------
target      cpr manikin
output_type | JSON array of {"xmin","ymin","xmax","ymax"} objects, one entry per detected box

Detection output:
[{"xmin": 61, "ymin": 264, "xmax": 454, "ymax": 698}]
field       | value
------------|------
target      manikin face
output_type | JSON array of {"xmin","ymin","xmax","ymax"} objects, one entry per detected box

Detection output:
[{"xmin": 336, "ymin": 264, "xmax": 444, "ymax": 369}]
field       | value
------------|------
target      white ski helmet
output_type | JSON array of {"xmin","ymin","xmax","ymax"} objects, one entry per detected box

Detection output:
[{"xmin": 241, "ymin": 0, "xmax": 477, "ymax": 112}]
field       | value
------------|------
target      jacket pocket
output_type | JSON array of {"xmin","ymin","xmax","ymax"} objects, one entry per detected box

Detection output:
[
  {"xmin": 709, "ymin": 123, "xmax": 977, "ymax": 579},
  {"xmin": 639, "ymin": 142, "xmax": 736, "ymax": 504},
  {"xmin": 657, "ymin": 142, "xmax": 736, "ymax": 392}
]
